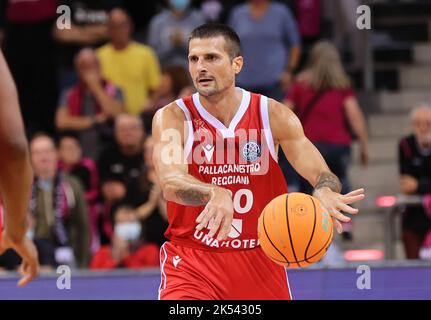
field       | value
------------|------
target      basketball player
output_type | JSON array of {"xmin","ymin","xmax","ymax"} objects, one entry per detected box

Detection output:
[
  {"xmin": 153, "ymin": 24, "xmax": 365, "ymax": 300},
  {"xmin": 0, "ymin": 51, "xmax": 39, "ymax": 286}
]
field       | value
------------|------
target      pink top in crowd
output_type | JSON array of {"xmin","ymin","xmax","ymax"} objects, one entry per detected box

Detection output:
[{"xmin": 286, "ymin": 80, "xmax": 355, "ymax": 146}]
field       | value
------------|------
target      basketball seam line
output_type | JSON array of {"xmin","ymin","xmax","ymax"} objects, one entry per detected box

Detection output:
[
  {"xmin": 296, "ymin": 227, "xmax": 333, "ymax": 263},
  {"xmin": 268, "ymin": 225, "xmax": 334, "ymax": 264},
  {"xmin": 304, "ymin": 196, "xmax": 317, "ymax": 263},
  {"xmin": 285, "ymin": 194, "xmax": 300, "ymax": 268},
  {"xmin": 262, "ymin": 211, "xmax": 290, "ymax": 267}
]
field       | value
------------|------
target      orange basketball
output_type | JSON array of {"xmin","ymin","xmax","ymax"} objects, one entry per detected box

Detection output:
[{"xmin": 258, "ymin": 192, "xmax": 333, "ymax": 268}]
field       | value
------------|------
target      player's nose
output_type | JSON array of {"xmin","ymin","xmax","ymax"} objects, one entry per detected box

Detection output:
[{"xmin": 196, "ymin": 59, "xmax": 208, "ymax": 73}]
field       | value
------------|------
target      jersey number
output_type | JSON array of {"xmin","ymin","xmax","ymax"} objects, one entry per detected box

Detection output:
[{"xmin": 233, "ymin": 189, "xmax": 253, "ymax": 214}]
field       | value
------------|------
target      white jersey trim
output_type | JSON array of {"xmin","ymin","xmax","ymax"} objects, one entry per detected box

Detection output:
[
  {"xmin": 192, "ymin": 88, "xmax": 251, "ymax": 139},
  {"xmin": 285, "ymin": 269, "xmax": 293, "ymax": 300},
  {"xmin": 260, "ymin": 95, "xmax": 278, "ymax": 162},
  {"xmin": 175, "ymin": 99, "xmax": 194, "ymax": 159},
  {"xmin": 158, "ymin": 242, "xmax": 168, "ymax": 300}
]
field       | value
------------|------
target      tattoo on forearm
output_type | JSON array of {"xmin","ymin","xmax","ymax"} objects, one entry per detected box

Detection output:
[
  {"xmin": 314, "ymin": 172, "xmax": 342, "ymax": 193},
  {"xmin": 175, "ymin": 189, "xmax": 210, "ymax": 206}
]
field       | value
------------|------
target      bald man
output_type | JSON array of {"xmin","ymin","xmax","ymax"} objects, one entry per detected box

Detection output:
[
  {"xmin": 97, "ymin": 8, "xmax": 161, "ymax": 115},
  {"xmin": 0, "ymin": 51, "xmax": 39, "ymax": 286},
  {"xmin": 56, "ymin": 48, "xmax": 124, "ymax": 159},
  {"xmin": 399, "ymin": 104, "xmax": 431, "ymax": 259}
]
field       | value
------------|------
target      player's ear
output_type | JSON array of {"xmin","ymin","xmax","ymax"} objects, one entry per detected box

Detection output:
[{"xmin": 232, "ymin": 55, "xmax": 243, "ymax": 75}]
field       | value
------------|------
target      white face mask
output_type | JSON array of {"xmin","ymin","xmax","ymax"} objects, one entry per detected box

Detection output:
[
  {"xmin": 169, "ymin": 0, "xmax": 191, "ymax": 12},
  {"xmin": 115, "ymin": 222, "xmax": 142, "ymax": 241},
  {"xmin": 26, "ymin": 229, "xmax": 35, "ymax": 240}
]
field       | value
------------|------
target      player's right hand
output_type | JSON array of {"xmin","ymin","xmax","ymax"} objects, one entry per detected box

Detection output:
[
  {"xmin": 195, "ymin": 187, "xmax": 234, "ymax": 241},
  {"xmin": 0, "ymin": 232, "xmax": 39, "ymax": 287}
]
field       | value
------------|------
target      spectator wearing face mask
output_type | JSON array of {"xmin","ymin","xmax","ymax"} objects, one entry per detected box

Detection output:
[
  {"xmin": 399, "ymin": 104, "xmax": 431, "ymax": 259},
  {"xmin": 90, "ymin": 205, "xmax": 159, "ymax": 269},
  {"xmin": 147, "ymin": 0, "xmax": 206, "ymax": 69},
  {"xmin": 98, "ymin": 114, "xmax": 149, "ymax": 243}
]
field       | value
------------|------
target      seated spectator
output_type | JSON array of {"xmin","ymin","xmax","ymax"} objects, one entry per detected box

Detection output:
[
  {"xmin": 58, "ymin": 133, "xmax": 101, "ymax": 254},
  {"xmin": 97, "ymin": 8, "xmax": 161, "ymax": 115},
  {"xmin": 98, "ymin": 114, "xmax": 148, "ymax": 242},
  {"xmin": 399, "ymin": 104, "xmax": 431, "ymax": 259},
  {"xmin": 90, "ymin": 205, "xmax": 159, "ymax": 270},
  {"xmin": 141, "ymin": 64, "xmax": 193, "ymax": 132},
  {"xmin": 29, "ymin": 133, "xmax": 91, "ymax": 269},
  {"xmin": 136, "ymin": 136, "xmax": 168, "ymax": 247},
  {"xmin": 55, "ymin": 48, "xmax": 124, "ymax": 160},
  {"xmin": 148, "ymin": 0, "xmax": 206, "ymax": 69}
]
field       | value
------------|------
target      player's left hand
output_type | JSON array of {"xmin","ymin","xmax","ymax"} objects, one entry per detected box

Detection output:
[{"xmin": 313, "ymin": 187, "xmax": 365, "ymax": 234}]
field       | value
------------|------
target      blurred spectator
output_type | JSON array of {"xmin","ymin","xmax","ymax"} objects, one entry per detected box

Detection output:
[
  {"xmin": 284, "ymin": 41, "xmax": 369, "ymax": 196},
  {"xmin": 53, "ymin": 0, "xmax": 114, "ymax": 90},
  {"xmin": 97, "ymin": 8, "xmax": 161, "ymax": 115},
  {"xmin": 295, "ymin": 0, "xmax": 320, "ymax": 40},
  {"xmin": 141, "ymin": 64, "xmax": 193, "ymax": 132},
  {"xmin": 55, "ymin": 48, "xmax": 123, "ymax": 160},
  {"xmin": 399, "ymin": 105, "xmax": 431, "ymax": 259},
  {"xmin": 29, "ymin": 133, "xmax": 91, "ymax": 268},
  {"xmin": 148, "ymin": 0, "xmax": 206, "ymax": 69},
  {"xmin": 29, "ymin": 134, "xmax": 91, "ymax": 269},
  {"xmin": 58, "ymin": 133, "xmax": 101, "ymax": 254},
  {"xmin": 98, "ymin": 114, "xmax": 148, "ymax": 241},
  {"xmin": 118, "ymin": 1, "xmax": 161, "ymax": 40},
  {"xmin": 1, "ymin": 0, "xmax": 58, "ymax": 137},
  {"xmin": 195, "ymin": 0, "xmax": 243, "ymax": 23},
  {"xmin": 228, "ymin": 0, "xmax": 301, "ymax": 101},
  {"xmin": 200, "ymin": 0, "xmax": 223, "ymax": 22},
  {"xmin": 136, "ymin": 136, "xmax": 168, "ymax": 247},
  {"xmin": 90, "ymin": 205, "xmax": 159, "ymax": 269}
]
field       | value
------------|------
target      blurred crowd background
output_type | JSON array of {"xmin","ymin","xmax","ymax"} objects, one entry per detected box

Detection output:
[{"xmin": 0, "ymin": 0, "xmax": 431, "ymax": 273}]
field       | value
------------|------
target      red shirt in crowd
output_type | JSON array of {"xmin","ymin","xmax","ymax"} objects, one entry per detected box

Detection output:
[
  {"xmin": 90, "ymin": 243, "xmax": 160, "ymax": 270},
  {"xmin": 286, "ymin": 80, "xmax": 355, "ymax": 146}
]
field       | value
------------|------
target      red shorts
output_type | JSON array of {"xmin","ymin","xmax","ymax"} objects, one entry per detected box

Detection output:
[{"xmin": 158, "ymin": 242, "xmax": 292, "ymax": 300}]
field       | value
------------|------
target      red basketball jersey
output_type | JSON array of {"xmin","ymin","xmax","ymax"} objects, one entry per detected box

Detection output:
[{"xmin": 165, "ymin": 89, "xmax": 288, "ymax": 251}]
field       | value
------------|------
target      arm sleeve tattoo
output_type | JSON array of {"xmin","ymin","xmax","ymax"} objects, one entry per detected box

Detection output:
[
  {"xmin": 175, "ymin": 189, "xmax": 210, "ymax": 206},
  {"xmin": 313, "ymin": 172, "xmax": 342, "ymax": 193}
]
